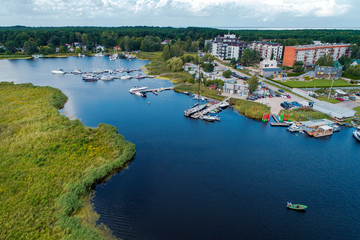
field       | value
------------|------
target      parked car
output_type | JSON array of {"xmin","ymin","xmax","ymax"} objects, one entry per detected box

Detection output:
[
  {"xmin": 336, "ymin": 97, "xmax": 344, "ymax": 101},
  {"xmin": 291, "ymin": 101, "xmax": 301, "ymax": 107},
  {"xmin": 275, "ymin": 94, "xmax": 281, "ymax": 97},
  {"xmin": 280, "ymin": 102, "xmax": 290, "ymax": 109},
  {"xmin": 278, "ymin": 89, "xmax": 285, "ymax": 93},
  {"xmin": 286, "ymin": 95, "xmax": 291, "ymax": 99},
  {"xmin": 355, "ymin": 93, "xmax": 360, "ymax": 96},
  {"xmin": 349, "ymin": 96, "xmax": 356, "ymax": 101},
  {"xmin": 284, "ymin": 101, "xmax": 292, "ymax": 108}
]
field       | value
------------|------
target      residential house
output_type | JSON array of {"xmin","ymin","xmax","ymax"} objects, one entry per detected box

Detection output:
[
  {"xmin": 314, "ymin": 66, "xmax": 342, "ymax": 79},
  {"xmin": 351, "ymin": 59, "xmax": 360, "ymax": 67},
  {"xmin": 260, "ymin": 59, "xmax": 278, "ymax": 69},
  {"xmin": 250, "ymin": 41, "xmax": 283, "ymax": 60}
]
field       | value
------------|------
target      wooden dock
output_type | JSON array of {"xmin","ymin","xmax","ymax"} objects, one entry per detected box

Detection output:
[
  {"xmin": 270, "ymin": 122, "xmax": 291, "ymax": 127},
  {"xmin": 272, "ymin": 114, "xmax": 279, "ymax": 123},
  {"xmin": 191, "ymin": 97, "xmax": 230, "ymax": 119}
]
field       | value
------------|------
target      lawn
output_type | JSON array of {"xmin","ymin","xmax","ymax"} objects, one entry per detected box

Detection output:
[
  {"xmin": 174, "ymin": 83, "xmax": 225, "ymax": 101},
  {"xmin": 279, "ymin": 108, "xmax": 331, "ymax": 121},
  {"xmin": 317, "ymin": 95, "xmax": 341, "ymax": 104},
  {"xmin": 354, "ymin": 106, "xmax": 360, "ymax": 117},
  {"xmin": 274, "ymin": 78, "xmax": 357, "ymax": 88},
  {"xmin": 0, "ymin": 54, "xmax": 32, "ymax": 59},
  {"xmin": 0, "ymin": 82, "xmax": 135, "ymax": 239},
  {"xmin": 137, "ymin": 51, "xmax": 194, "ymax": 83}
]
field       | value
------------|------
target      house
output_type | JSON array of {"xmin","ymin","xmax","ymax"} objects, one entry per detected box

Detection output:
[
  {"xmin": 161, "ymin": 39, "xmax": 172, "ymax": 45},
  {"xmin": 351, "ymin": 59, "xmax": 360, "ymax": 67},
  {"xmin": 260, "ymin": 68, "xmax": 284, "ymax": 78},
  {"xmin": 209, "ymin": 85, "xmax": 217, "ymax": 90},
  {"xmin": 223, "ymin": 82, "xmax": 248, "ymax": 96},
  {"xmin": 260, "ymin": 60, "xmax": 278, "ymax": 69},
  {"xmin": 314, "ymin": 66, "xmax": 342, "ymax": 79}
]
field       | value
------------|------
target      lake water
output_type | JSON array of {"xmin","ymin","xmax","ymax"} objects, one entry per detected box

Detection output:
[{"xmin": 1, "ymin": 57, "xmax": 360, "ymax": 240}]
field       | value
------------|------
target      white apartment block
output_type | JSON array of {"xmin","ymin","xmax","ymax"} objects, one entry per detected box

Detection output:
[
  {"xmin": 250, "ymin": 41, "xmax": 283, "ymax": 60},
  {"xmin": 210, "ymin": 34, "xmax": 248, "ymax": 60}
]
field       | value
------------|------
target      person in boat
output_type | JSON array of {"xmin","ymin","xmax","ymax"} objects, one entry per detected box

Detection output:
[{"xmin": 287, "ymin": 202, "xmax": 292, "ymax": 207}]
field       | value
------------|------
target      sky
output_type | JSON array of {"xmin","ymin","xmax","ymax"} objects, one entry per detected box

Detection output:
[{"xmin": 0, "ymin": 0, "xmax": 359, "ymax": 28}]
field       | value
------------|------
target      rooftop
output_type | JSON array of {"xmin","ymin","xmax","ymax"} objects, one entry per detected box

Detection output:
[{"xmin": 291, "ymin": 43, "xmax": 350, "ymax": 49}]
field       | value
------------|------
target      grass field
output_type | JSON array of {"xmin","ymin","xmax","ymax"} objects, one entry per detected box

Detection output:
[
  {"xmin": 317, "ymin": 95, "xmax": 341, "ymax": 104},
  {"xmin": 279, "ymin": 108, "xmax": 330, "ymax": 121},
  {"xmin": 274, "ymin": 79, "xmax": 357, "ymax": 88},
  {"xmin": 174, "ymin": 83, "xmax": 225, "ymax": 101},
  {"xmin": 0, "ymin": 54, "xmax": 32, "ymax": 59},
  {"xmin": 136, "ymin": 51, "xmax": 194, "ymax": 83},
  {"xmin": 0, "ymin": 82, "xmax": 135, "ymax": 239},
  {"xmin": 354, "ymin": 106, "xmax": 360, "ymax": 117}
]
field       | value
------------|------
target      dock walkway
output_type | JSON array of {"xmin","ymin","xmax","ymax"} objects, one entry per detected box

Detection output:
[{"xmin": 191, "ymin": 97, "xmax": 230, "ymax": 119}]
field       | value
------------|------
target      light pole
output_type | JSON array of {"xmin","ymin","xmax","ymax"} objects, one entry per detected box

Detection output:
[{"xmin": 328, "ymin": 73, "xmax": 334, "ymax": 99}]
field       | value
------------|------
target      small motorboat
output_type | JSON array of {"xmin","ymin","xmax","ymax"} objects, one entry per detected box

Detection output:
[
  {"xmin": 129, "ymin": 86, "xmax": 148, "ymax": 93},
  {"xmin": 101, "ymin": 75, "xmax": 114, "ymax": 81},
  {"xmin": 51, "ymin": 69, "xmax": 65, "ymax": 74},
  {"xmin": 287, "ymin": 123, "xmax": 301, "ymax": 133},
  {"xmin": 353, "ymin": 129, "xmax": 360, "ymax": 142},
  {"xmin": 219, "ymin": 102, "xmax": 230, "ymax": 109},
  {"xmin": 134, "ymin": 91, "xmax": 147, "ymax": 98},
  {"xmin": 82, "ymin": 74, "xmax": 98, "ymax": 81},
  {"xmin": 287, "ymin": 202, "xmax": 307, "ymax": 211},
  {"xmin": 136, "ymin": 74, "xmax": 145, "ymax": 79},
  {"xmin": 73, "ymin": 69, "xmax": 82, "ymax": 75},
  {"xmin": 121, "ymin": 75, "xmax": 132, "ymax": 80},
  {"xmin": 200, "ymin": 115, "xmax": 218, "ymax": 122}
]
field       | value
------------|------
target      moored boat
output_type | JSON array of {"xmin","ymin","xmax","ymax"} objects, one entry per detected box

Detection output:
[
  {"xmin": 287, "ymin": 202, "xmax": 308, "ymax": 211},
  {"xmin": 100, "ymin": 75, "xmax": 114, "ymax": 81},
  {"xmin": 129, "ymin": 86, "xmax": 148, "ymax": 93},
  {"xmin": 51, "ymin": 69, "xmax": 65, "ymax": 74},
  {"xmin": 353, "ymin": 129, "xmax": 360, "ymax": 142},
  {"xmin": 82, "ymin": 74, "xmax": 98, "ymax": 81},
  {"xmin": 219, "ymin": 102, "xmax": 230, "ymax": 109},
  {"xmin": 307, "ymin": 125, "xmax": 333, "ymax": 138},
  {"xmin": 121, "ymin": 75, "xmax": 132, "ymax": 80}
]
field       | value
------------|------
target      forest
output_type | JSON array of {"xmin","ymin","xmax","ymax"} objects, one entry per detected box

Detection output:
[{"xmin": 1, "ymin": 26, "xmax": 360, "ymax": 55}]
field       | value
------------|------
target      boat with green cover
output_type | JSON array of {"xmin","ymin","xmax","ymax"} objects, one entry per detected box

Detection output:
[{"xmin": 287, "ymin": 202, "xmax": 308, "ymax": 211}]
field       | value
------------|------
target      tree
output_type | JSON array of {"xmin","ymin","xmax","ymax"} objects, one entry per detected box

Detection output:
[
  {"xmin": 202, "ymin": 54, "xmax": 215, "ymax": 63},
  {"xmin": 203, "ymin": 43, "xmax": 210, "ymax": 52},
  {"xmin": 338, "ymin": 56, "xmax": 351, "ymax": 70},
  {"xmin": 293, "ymin": 61, "xmax": 304, "ymax": 72},
  {"xmin": 248, "ymin": 75, "xmax": 259, "ymax": 93},
  {"xmin": 222, "ymin": 69, "xmax": 232, "ymax": 78},
  {"xmin": 162, "ymin": 45, "xmax": 171, "ymax": 60},
  {"xmin": 23, "ymin": 40, "xmax": 38, "ymax": 55},
  {"xmin": 315, "ymin": 55, "xmax": 334, "ymax": 67},
  {"xmin": 167, "ymin": 57, "xmax": 183, "ymax": 72},
  {"xmin": 230, "ymin": 58, "xmax": 237, "ymax": 65},
  {"xmin": 5, "ymin": 40, "xmax": 17, "ymax": 53},
  {"xmin": 201, "ymin": 62, "xmax": 214, "ymax": 72},
  {"xmin": 59, "ymin": 46, "xmax": 67, "ymax": 53},
  {"xmin": 241, "ymin": 49, "xmax": 260, "ymax": 66}
]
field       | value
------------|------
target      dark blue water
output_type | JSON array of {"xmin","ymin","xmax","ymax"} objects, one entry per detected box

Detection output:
[{"xmin": 1, "ymin": 57, "xmax": 360, "ymax": 240}]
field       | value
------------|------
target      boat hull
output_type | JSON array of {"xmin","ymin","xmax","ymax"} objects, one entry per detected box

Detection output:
[
  {"xmin": 353, "ymin": 131, "xmax": 360, "ymax": 142},
  {"xmin": 287, "ymin": 204, "xmax": 308, "ymax": 211}
]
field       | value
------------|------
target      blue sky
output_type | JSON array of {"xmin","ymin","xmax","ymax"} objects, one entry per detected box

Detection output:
[{"xmin": 0, "ymin": 0, "xmax": 358, "ymax": 28}]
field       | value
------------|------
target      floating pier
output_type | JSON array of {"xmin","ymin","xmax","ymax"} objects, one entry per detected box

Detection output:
[{"xmin": 270, "ymin": 122, "xmax": 291, "ymax": 127}]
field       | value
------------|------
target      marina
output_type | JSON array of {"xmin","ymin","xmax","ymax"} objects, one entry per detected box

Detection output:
[{"xmin": 1, "ymin": 57, "xmax": 360, "ymax": 240}]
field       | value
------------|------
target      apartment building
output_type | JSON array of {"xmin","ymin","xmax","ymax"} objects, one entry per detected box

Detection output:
[
  {"xmin": 250, "ymin": 41, "xmax": 283, "ymax": 60},
  {"xmin": 210, "ymin": 34, "xmax": 248, "ymax": 60},
  {"xmin": 283, "ymin": 43, "xmax": 351, "ymax": 67}
]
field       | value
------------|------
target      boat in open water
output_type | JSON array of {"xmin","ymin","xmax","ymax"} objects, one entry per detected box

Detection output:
[{"xmin": 287, "ymin": 202, "xmax": 308, "ymax": 211}]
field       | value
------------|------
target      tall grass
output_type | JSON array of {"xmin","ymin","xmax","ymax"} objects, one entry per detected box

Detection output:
[
  {"xmin": 229, "ymin": 98, "xmax": 270, "ymax": 120},
  {"xmin": 0, "ymin": 82, "xmax": 135, "ymax": 239}
]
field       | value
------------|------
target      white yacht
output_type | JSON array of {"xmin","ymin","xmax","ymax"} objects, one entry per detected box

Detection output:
[
  {"xmin": 51, "ymin": 69, "xmax": 65, "ymax": 74},
  {"xmin": 121, "ymin": 75, "xmax": 132, "ymax": 80}
]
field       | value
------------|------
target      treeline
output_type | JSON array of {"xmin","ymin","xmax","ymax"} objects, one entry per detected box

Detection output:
[{"xmin": 1, "ymin": 26, "xmax": 360, "ymax": 55}]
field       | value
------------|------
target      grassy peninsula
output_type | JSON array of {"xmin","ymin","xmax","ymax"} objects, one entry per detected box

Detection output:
[{"xmin": 0, "ymin": 82, "xmax": 135, "ymax": 239}]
